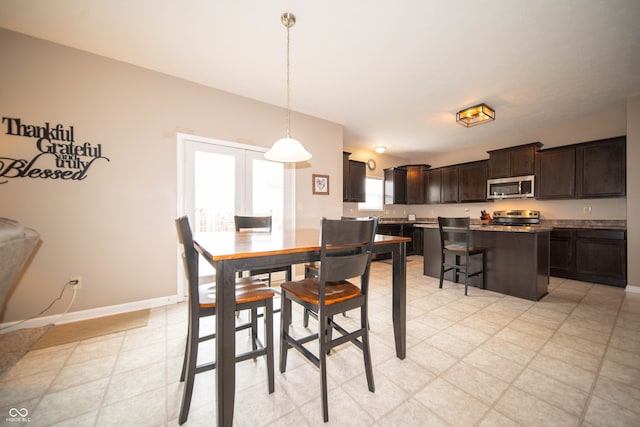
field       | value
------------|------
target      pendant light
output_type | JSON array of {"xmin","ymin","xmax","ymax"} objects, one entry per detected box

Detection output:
[{"xmin": 264, "ymin": 12, "xmax": 312, "ymax": 162}]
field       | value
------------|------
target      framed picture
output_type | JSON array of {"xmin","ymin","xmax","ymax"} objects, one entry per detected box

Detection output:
[{"xmin": 312, "ymin": 174, "xmax": 330, "ymax": 195}]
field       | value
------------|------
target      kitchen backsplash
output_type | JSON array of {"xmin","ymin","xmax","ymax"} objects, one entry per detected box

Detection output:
[{"xmin": 345, "ymin": 196, "xmax": 627, "ymax": 221}]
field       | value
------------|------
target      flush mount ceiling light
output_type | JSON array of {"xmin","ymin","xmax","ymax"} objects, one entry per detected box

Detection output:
[
  {"xmin": 374, "ymin": 146, "xmax": 386, "ymax": 153},
  {"xmin": 456, "ymin": 103, "xmax": 495, "ymax": 127},
  {"xmin": 265, "ymin": 12, "xmax": 312, "ymax": 163}
]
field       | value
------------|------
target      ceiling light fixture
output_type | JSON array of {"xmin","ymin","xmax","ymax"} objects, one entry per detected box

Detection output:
[
  {"xmin": 374, "ymin": 146, "xmax": 386, "ymax": 154},
  {"xmin": 264, "ymin": 12, "xmax": 312, "ymax": 163},
  {"xmin": 456, "ymin": 103, "xmax": 495, "ymax": 127}
]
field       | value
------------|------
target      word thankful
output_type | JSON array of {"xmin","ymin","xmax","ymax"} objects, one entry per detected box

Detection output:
[{"xmin": 0, "ymin": 117, "xmax": 109, "ymax": 184}]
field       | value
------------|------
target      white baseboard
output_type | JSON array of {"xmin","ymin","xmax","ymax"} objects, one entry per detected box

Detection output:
[
  {"xmin": 625, "ymin": 285, "xmax": 640, "ymax": 294},
  {"xmin": 0, "ymin": 295, "xmax": 180, "ymax": 332}
]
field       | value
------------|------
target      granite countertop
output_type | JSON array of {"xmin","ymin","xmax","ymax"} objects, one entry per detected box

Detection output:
[
  {"xmin": 414, "ymin": 223, "xmax": 554, "ymax": 233},
  {"xmin": 378, "ymin": 217, "xmax": 626, "ymax": 230},
  {"xmin": 540, "ymin": 220, "xmax": 626, "ymax": 230}
]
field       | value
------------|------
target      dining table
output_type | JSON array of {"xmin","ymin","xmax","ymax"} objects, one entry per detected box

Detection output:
[{"xmin": 194, "ymin": 228, "xmax": 410, "ymax": 427}]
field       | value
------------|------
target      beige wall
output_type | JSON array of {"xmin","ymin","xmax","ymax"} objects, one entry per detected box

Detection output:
[{"xmin": 0, "ymin": 29, "xmax": 343, "ymax": 323}]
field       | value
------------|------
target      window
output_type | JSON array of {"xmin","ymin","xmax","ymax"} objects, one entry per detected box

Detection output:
[{"xmin": 359, "ymin": 177, "xmax": 383, "ymax": 211}]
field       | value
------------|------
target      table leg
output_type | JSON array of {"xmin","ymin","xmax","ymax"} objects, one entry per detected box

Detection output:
[
  {"xmin": 216, "ymin": 261, "xmax": 236, "ymax": 427},
  {"xmin": 391, "ymin": 242, "xmax": 407, "ymax": 359}
]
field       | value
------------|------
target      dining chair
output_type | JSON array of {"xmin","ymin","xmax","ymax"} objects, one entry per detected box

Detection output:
[
  {"xmin": 234, "ymin": 215, "xmax": 293, "ymax": 286},
  {"xmin": 175, "ymin": 216, "xmax": 275, "ymax": 425},
  {"xmin": 437, "ymin": 216, "xmax": 485, "ymax": 295},
  {"xmin": 301, "ymin": 217, "xmax": 369, "ymax": 327},
  {"xmin": 279, "ymin": 217, "xmax": 378, "ymax": 422}
]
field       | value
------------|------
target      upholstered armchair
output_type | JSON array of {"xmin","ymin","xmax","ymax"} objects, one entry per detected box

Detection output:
[{"xmin": 0, "ymin": 218, "xmax": 40, "ymax": 313}]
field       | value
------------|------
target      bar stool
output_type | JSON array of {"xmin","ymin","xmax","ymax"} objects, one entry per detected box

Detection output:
[{"xmin": 438, "ymin": 216, "xmax": 485, "ymax": 295}]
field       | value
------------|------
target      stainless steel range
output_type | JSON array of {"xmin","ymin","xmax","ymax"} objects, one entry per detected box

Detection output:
[{"xmin": 492, "ymin": 210, "xmax": 540, "ymax": 226}]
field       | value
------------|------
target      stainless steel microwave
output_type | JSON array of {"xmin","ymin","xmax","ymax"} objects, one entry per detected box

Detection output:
[{"xmin": 487, "ymin": 175, "xmax": 535, "ymax": 199}]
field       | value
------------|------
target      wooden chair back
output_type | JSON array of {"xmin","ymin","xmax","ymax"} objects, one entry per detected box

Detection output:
[
  {"xmin": 234, "ymin": 215, "xmax": 272, "ymax": 232},
  {"xmin": 438, "ymin": 216, "xmax": 472, "ymax": 251},
  {"xmin": 317, "ymin": 217, "xmax": 378, "ymax": 304}
]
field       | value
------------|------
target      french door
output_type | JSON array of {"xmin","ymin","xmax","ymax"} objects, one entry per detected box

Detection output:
[{"xmin": 177, "ymin": 133, "xmax": 295, "ymax": 295}]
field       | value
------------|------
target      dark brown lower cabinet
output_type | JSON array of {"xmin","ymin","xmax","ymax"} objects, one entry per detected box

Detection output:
[
  {"xmin": 550, "ymin": 228, "xmax": 626, "ymax": 287},
  {"xmin": 374, "ymin": 223, "xmax": 419, "ymax": 259}
]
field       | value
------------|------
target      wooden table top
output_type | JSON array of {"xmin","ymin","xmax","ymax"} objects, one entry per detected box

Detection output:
[{"xmin": 195, "ymin": 229, "xmax": 411, "ymax": 261}]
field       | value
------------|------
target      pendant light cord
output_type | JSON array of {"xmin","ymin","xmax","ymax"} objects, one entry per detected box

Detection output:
[{"xmin": 285, "ymin": 21, "xmax": 291, "ymax": 138}]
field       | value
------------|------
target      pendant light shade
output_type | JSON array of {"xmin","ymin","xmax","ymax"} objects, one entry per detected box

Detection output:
[
  {"xmin": 265, "ymin": 12, "xmax": 312, "ymax": 163},
  {"xmin": 264, "ymin": 137, "xmax": 311, "ymax": 162}
]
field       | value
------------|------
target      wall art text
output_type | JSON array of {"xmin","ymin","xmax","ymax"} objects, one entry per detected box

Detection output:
[{"xmin": 0, "ymin": 117, "xmax": 110, "ymax": 184}]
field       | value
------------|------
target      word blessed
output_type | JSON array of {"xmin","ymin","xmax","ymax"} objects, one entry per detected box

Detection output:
[{"xmin": 1, "ymin": 117, "xmax": 109, "ymax": 184}]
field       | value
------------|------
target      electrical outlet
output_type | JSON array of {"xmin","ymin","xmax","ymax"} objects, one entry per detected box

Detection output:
[
  {"xmin": 583, "ymin": 206, "xmax": 592, "ymax": 215},
  {"xmin": 69, "ymin": 276, "xmax": 83, "ymax": 289}
]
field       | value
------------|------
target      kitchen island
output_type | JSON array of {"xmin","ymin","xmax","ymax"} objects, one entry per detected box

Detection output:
[{"xmin": 418, "ymin": 223, "xmax": 552, "ymax": 301}]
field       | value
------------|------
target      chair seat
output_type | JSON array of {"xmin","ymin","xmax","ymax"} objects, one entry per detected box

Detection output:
[
  {"xmin": 444, "ymin": 244, "xmax": 485, "ymax": 255},
  {"xmin": 199, "ymin": 284, "xmax": 275, "ymax": 308},
  {"xmin": 281, "ymin": 278, "xmax": 361, "ymax": 305}
]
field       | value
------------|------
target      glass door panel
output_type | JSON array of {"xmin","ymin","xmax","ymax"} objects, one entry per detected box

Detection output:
[{"xmin": 194, "ymin": 150, "xmax": 236, "ymax": 232}]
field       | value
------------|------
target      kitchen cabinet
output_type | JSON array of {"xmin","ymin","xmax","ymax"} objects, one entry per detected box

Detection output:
[
  {"xmin": 550, "ymin": 228, "xmax": 626, "ymax": 287},
  {"xmin": 383, "ymin": 165, "xmax": 430, "ymax": 205},
  {"xmin": 405, "ymin": 165, "xmax": 429, "ymax": 204},
  {"xmin": 576, "ymin": 136, "xmax": 626, "ymax": 198},
  {"xmin": 536, "ymin": 136, "xmax": 625, "ymax": 200},
  {"xmin": 459, "ymin": 160, "xmax": 488, "ymax": 202},
  {"xmin": 375, "ymin": 222, "xmax": 420, "ymax": 256},
  {"xmin": 440, "ymin": 166, "xmax": 459, "ymax": 203},
  {"xmin": 374, "ymin": 223, "xmax": 401, "ymax": 260},
  {"xmin": 535, "ymin": 145, "xmax": 576, "ymax": 199},
  {"xmin": 435, "ymin": 161, "xmax": 488, "ymax": 203},
  {"xmin": 384, "ymin": 168, "xmax": 407, "ymax": 205},
  {"xmin": 411, "ymin": 226, "xmax": 423, "ymax": 255},
  {"xmin": 343, "ymin": 152, "xmax": 366, "ymax": 202},
  {"xmin": 488, "ymin": 142, "xmax": 541, "ymax": 179},
  {"xmin": 549, "ymin": 228, "xmax": 574, "ymax": 275},
  {"xmin": 424, "ymin": 168, "xmax": 441, "ymax": 204}
]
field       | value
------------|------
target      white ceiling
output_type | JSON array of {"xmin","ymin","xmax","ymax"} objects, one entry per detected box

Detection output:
[{"xmin": 1, "ymin": 1, "xmax": 640, "ymax": 159}]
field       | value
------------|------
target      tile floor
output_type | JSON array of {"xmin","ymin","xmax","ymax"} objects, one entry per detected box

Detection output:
[{"xmin": 1, "ymin": 256, "xmax": 640, "ymax": 426}]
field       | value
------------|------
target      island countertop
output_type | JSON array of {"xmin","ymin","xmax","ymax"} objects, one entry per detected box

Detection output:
[{"xmin": 381, "ymin": 217, "xmax": 626, "ymax": 231}]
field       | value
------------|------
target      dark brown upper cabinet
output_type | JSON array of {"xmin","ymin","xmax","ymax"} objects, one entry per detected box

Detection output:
[
  {"xmin": 404, "ymin": 164, "xmax": 429, "ymax": 204},
  {"xmin": 424, "ymin": 161, "xmax": 487, "ymax": 204},
  {"xmin": 487, "ymin": 142, "xmax": 541, "ymax": 179},
  {"xmin": 535, "ymin": 145, "xmax": 576, "ymax": 199},
  {"xmin": 342, "ymin": 152, "xmax": 366, "ymax": 202},
  {"xmin": 459, "ymin": 160, "xmax": 488, "ymax": 202},
  {"xmin": 384, "ymin": 167, "xmax": 407, "ymax": 204},
  {"xmin": 440, "ymin": 166, "xmax": 459, "ymax": 203},
  {"xmin": 576, "ymin": 136, "xmax": 626, "ymax": 198},
  {"xmin": 536, "ymin": 136, "xmax": 626, "ymax": 200},
  {"xmin": 424, "ymin": 168, "xmax": 442, "ymax": 204}
]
